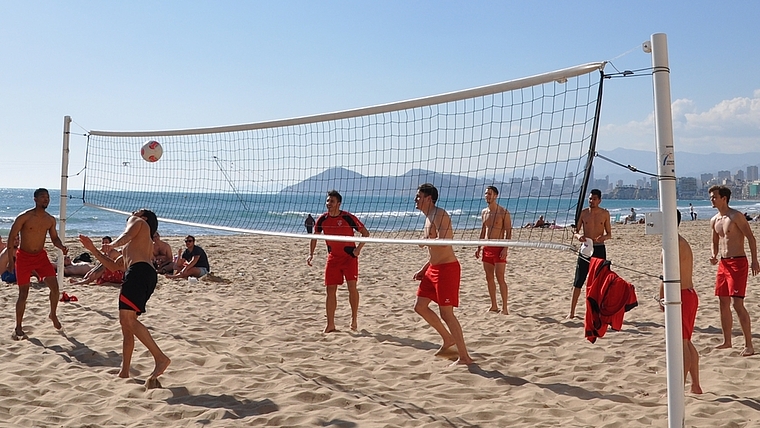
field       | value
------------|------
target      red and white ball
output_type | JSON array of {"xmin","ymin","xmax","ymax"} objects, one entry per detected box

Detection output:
[{"xmin": 141, "ymin": 140, "xmax": 163, "ymax": 162}]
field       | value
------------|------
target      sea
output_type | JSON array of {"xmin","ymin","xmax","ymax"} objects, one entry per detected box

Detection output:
[{"xmin": 2, "ymin": 187, "xmax": 760, "ymax": 239}]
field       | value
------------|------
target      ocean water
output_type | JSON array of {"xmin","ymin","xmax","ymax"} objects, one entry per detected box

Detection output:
[{"xmin": 2, "ymin": 187, "xmax": 758, "ymax": 240}]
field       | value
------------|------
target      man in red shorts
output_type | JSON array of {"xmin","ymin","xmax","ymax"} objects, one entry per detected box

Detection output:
[
  {"xmin": 6, "ymin": 188, "xmax": 68, "ymax": 340},
  {"xmin": 413, "ymin": 183, "xmax": 473, "ymax": 365},
  {"xmin": 709, "ymin": 185, "xmax": 758, "ymax": 357},
  {"xmin": 660, "ymin": 210, "xmax": 702, "ymax": 393},
  {"xmin": 307, "ymin": 190, "xmax": 370, "ymax": 333},
  {"xmin": 475, "ymin": 185, "xmax": 512, "ymax": 314}
]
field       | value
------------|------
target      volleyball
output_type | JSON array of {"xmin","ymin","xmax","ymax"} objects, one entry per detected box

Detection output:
[{"xmin": 141, "ymin": 140, "xmax": 163, "ymax": 162}]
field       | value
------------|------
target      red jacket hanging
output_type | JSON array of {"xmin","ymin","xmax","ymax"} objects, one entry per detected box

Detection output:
[{"xmin": 584, "ymin": 257, "xmax": 638, "ymax": 343}]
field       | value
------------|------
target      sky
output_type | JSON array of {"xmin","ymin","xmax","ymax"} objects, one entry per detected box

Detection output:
[{"xmin": 1, "ymin": 1, "xmax": 759, "ymax": 190}]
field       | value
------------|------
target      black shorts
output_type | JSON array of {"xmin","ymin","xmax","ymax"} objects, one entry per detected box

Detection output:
[
  {"xmin": 573, "ymin": 244, "xmax": 607, "ymax": 289},
  {"xmin": 119, "ymin": 262, "xmax": 157, "ymax": 315}
]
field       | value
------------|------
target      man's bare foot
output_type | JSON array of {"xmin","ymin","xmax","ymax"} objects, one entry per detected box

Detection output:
[
  {"xmin": 450, "ymin": 356, "xmax": 474, "ymax": 366},
  {"xmin": 49, "ymin": 314, "xmax": 62, "ymax": 330},
  {"xmin": 740, "ymin": 347, "xmax": 755, "ymax": 357},
  {"xmin": 690, "ymin": 385, "xmax": 703, "ymax": 394},
  {"xmin": 715, "ymin": 342, "xmax": 732, "ymax": 349},
  {"xmin": 150, "ymin": 356, "xmax": 171, "ymax": 379},
  {"xmin": 565, "ymin": 313, "xmax": 577, "ymax": 320},
  {"xmin": 488, "ymin": 307, "xmax": 499, "ymax": 313},
  {"xmin": 118, "ymin": 370, "xmax": 130, "ymax": 378},
  {"xmin": 323, "ymin": 326, "xmax": 339, "ymax": 333},
  {"xmin": 146, "ymin": 377, "xmax": 162, "ymax": 389},
  {"xmin": 434, "ymin": 343, "xmax": 458, "ymax": 357},
  {"xmin": 12, "ymin": 328, "xmax": 27, "ymax": 341},
  {"xmin": 500, "ymin": 309, "xmax": 509, "ymax": 315}
]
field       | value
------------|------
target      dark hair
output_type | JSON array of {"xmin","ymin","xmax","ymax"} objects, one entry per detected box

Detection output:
[
  {"xmin": 676, "ymin": 209, "xmax": 681, "ymax": 226},
  {"xmin": 185, "ymin": 235, "xmax": 195, "ymax": 242},
  {"xmin": 417, "ymin": 183, "xmax": 438, "ymax": 203},
  {"xmin": 486, "ymin": 185, "xmax": 499, "ymax": 195},
  {"xmin": 327, "ymin": 190, "xmax": 342, "ymax": 204},
  {"xmin": 34, "ymin": 188, "xmax": 49, "ymax": 198},
  {"xmin": 708, "ymin": 185, "xmax": 731, "ymax": 203},
  {"xmin": 590, "ymin": 189, "xmax": 602, "ymax": 199},
  {"xmin": 141, "ymin": 209, "xmax": 158, "ymax": 239},
  {"xmin": 102, "ymin": 236, "xmax": 112, "ymax": 243}
]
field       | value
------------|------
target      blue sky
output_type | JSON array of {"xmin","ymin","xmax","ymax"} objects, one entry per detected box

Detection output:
[{"xmin": 1, "ymin": 1, "xmax": 759, "ymax": 190}]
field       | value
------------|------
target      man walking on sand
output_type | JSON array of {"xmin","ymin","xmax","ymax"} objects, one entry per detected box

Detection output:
[
  {"xmin": 7, "ymin": 188, "xmax": 68, "ymax": 340},
  {"xmin": 307, "ymin": 190, "xmax": 370, "ymax": 333},
  {"xmin": 709, "ymin": 185, "xmax": 758, "ymax": 357},
  {"xmin": 475, "ymin": 185, "xmax": 512, "ymax": 314},
  {"xmin": 413, "ymin": 183, "xmax": 473, "ymax": 365},
  {"xmin": 79, "ymin": 209, "xmax": 170, "ymax": 388},
  {"xmin": 567, "ymin": 189, "xmax": 611, "ymax": 319}
]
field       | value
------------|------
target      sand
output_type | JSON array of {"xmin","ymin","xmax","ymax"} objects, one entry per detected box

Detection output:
[{"xmin": 1, "ymin": 220, "xmax": 760, "ymax": 427}]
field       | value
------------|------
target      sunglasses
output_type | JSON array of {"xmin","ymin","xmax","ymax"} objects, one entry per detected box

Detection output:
[{"xmin": 185, "ymin": 239, "xmax": 194, "ymax": 243}]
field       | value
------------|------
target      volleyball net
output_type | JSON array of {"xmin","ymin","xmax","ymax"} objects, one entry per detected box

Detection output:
[{"xmin": 80, "ymin": 62, "xmax": 605, "ymax": 249}]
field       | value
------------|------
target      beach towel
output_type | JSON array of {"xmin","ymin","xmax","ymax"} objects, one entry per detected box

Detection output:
[{"xmin": 584, "ymin": 257, "xmax": 638, "ymax": 343}]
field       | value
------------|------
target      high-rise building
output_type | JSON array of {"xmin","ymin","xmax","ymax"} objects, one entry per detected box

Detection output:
[
  {"xmin": 718, "ymin": 170, "xmax": 731, "ymax": 180},
  {"xmin": 735, "ymin": 169, "xmax": 745, "ymax": 181},
  {"xmin": 748, "ymin": 165, "xmax": 759, "ymax": 182}
]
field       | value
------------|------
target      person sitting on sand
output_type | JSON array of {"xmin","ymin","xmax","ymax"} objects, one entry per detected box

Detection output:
[
  {"xmin": 152, "ymin": 232, "xmax": 174, "ymax": 274},
  {"xmin": 166, "ymin": 235, "xmax": 210, "ymax": 280},
  {"xmin": 70, "ymin": 236, "xmax": 124, "ymax": 285},
  {"xmin": 624, "ymin": 208, "xmax": 637, "ymax": 225},
  {"xmin": 0, "ymin": 238, "xmax": 17, "ymax": 283}
]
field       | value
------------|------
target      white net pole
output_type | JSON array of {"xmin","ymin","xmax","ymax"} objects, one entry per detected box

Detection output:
[{"xmin": 650, "ymin": 33, "xmax": 685, "ymax": 427}]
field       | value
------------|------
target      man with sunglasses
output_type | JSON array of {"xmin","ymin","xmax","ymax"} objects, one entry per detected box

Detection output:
[{"xmin": 166, "ymin": 235, "xmax": 210, "ymax": 280}]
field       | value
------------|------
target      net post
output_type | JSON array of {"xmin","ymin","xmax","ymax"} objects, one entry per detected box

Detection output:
[
  {"xmin": 57, "ymin": 116, "xmax": 72, "ymax": 287},
  {"xmin": 650, "ymin": 33, "xmax": 685, "ymax": 428}
]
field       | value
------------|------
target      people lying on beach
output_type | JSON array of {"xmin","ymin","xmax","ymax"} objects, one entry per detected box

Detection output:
[
  {"xmin": 59, "ymin": 255, "xmax": 95, "ymax": 277},
  {"xmin": 709, "ymin": 185, "xmax": 758, "ymax": 357},
  {"xmin": 79, "ymin": 209, "xmax": 170, "ymax": 387},
  {"xmin": 7, "ymin": 188, "xmax": 67, "ymax": 340},
  {"xmin": 413, "ymin": 183, "xmax": 473, "ymax": 365},
  {"xmin": 523, "ymin": 215, "xmax": 547, "ymax": 228},
  {"xmin": 69, "ymin": 236, "xmax": 124, "ymax": 285},
  {"xmin": 474, "ymin": 185, "xmax": 512, "ymax": 314},
  {"xmin": 659, "ymin": 210, "xmax": 702, "ymax": 393},
  {"xmin": 307, "ymin": 190, "xmax": 370, "ymax": 332},
  {"xmin": 151, "ymin": 232, "xmax": 174, "ymax": 274},
  {"xmin": 166, "ymin": 235, "xmax": 210, "ymax": 280}
]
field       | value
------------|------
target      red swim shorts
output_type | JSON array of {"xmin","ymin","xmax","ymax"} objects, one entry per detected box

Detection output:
[
  {"xmin": 482, "ymin": 246, "xmax": 507, "ymax": 265},
  {"xmin": 324, "ymin": 254, "xmax": 358, "ymax": 286},
  {"xmin": 715, "ymin": 257, "xmax": 748, "ymax": 298},
  {"xmin": 681, "ymin": 288, "xmax": 698, "ymax": 340},
  {"xmin": 417, "ymin": 261, "xmax": 461, "ymax": 307},
  {"xmin": 15, "ymin": 249, "xmax": 56, "ymax": 286}
]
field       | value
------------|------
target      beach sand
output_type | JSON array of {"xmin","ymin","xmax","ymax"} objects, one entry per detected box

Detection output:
[{"xmin": 2, "ymin": 220, "xmax": 760, "ymax": 427}]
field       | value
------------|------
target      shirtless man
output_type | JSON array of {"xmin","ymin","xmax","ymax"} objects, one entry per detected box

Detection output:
[
  {"xmin": 567, "ymin": 189, "xmax": 611, "ymax": 319},
  {"xmin": 151, "ymin": 232, "xmax": 174, "ymax": 274},
  {"xmin": 79, "ymin": 209, "xmax": 170, "ymax": 387},
  {"xmin": 709, "ymin": 185, "xmax": 758, "ymax": 357},
  {"xmin": 413, "ymin": 183, "xmax": 473, "ymax": 365},
  {"xmin": 7, "ymin": 188, "xmax": 68, "ymax": 340},
  {"xmin": 474, "ymin": 186, "xmax": 512, "ymax": 314},
  {"xmin": 307, "ymin": 190, "xmax": 370, "ymax": 332},
  {"xmin": 659, "ymin": 210, "xmax": 702, "ymax": 393}
]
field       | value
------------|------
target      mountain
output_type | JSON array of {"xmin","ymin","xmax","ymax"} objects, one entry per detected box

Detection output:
[{"xmin": 280, "ymin": 167, "xmax": 506, "ymax": 197}]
